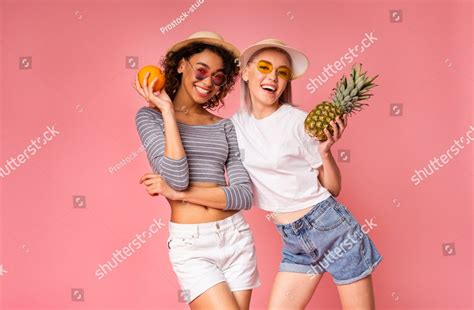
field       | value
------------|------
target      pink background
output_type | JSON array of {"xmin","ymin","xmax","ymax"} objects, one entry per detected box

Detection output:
[{"xmin": 1, "ymin": 0, "xmax": 472, "ymax": 309}]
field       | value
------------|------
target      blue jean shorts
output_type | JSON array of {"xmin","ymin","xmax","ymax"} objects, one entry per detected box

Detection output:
[{"xmin": 275, "ymin": 196, "xmax": 383, "ymax": 285}]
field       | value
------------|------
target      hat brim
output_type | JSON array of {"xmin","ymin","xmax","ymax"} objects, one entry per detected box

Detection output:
[
  {"xmin": 167, "ymin": 38, "xmax": 240, "ymax": 60},
  {"xmin": 240, "ymin": 43, "xmax": 309, "ymax": 79}
]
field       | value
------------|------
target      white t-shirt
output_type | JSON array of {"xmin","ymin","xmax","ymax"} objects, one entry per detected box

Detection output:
[{"xmin": 231, "ymin": 103, "xmax": 331, "ymax": 213}]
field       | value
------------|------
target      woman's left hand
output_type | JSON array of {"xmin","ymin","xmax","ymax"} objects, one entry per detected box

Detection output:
[
  {"xmin": 139, "ymin": 173, "xmax": 178, "ymax": 200},
  {"xmin": 318, "ymin": 114, "xmax": 348, "ymax": 155}
]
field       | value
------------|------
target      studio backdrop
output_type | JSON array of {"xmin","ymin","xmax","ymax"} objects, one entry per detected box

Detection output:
[{"xmin": 0, "ymin": 0, "xmax": 472, "ymax": 309}]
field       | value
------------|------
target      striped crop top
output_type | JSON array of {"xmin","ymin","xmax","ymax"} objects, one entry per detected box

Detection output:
[{"xmin": 135, "ymin": 106, "xmax": 253, "ymax": 211}]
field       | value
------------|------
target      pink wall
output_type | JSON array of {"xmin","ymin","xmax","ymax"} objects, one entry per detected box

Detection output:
[{"xmin": 1, "ymin": 0, "xmax": 472, "ymax": 309}]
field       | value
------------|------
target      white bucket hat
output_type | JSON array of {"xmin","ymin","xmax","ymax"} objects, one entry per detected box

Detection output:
[{"xmin": 240, "ymin": 38, "xmax": 309, "ymax": 79}]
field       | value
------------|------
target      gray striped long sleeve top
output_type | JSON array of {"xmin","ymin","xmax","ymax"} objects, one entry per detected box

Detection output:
[{"xmin": 135, "ymin": 106, "xmax": 253, "ymax": 210}]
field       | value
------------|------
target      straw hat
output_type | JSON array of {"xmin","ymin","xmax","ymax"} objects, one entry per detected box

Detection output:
[
  {"xmin": 167, "ymin": 31, "xmax": 240, "ymax": 59},
  {"xmin": 240, "ymin": 39, "xmax": 309, "ymax": 79}
]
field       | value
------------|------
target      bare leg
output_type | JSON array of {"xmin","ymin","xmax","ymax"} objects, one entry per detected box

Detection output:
[
  {"xmin": 233, "ymin": 289, "xmax": 252, "ymax": 310},
  {"xmin": 190, "ymin": 281, "xmax": 239, "ymax": 310},
  {"xmin": 336, "ymin": 275, "xmax": 375, "ymax": 310},
  {"xmin": 268, "ymin": 272, "xmax": 324, "ymax": 310}
]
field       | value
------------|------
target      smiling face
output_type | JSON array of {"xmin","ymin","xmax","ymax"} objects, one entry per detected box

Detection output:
[
  {"xmin": 242, "ymin": 49, "xmax": 292, "ymax": 108},
  {"xmin": 177, "ymin": 49, "xmax": 224, "ymax": 105}
]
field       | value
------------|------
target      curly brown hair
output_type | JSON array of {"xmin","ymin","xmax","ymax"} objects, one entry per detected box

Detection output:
[{"xmin": 160, "ymin": 42, "xmax": 240, "ymax": 111}]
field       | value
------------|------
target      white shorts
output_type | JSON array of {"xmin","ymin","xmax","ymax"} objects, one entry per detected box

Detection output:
[{"xmin": 167, "ymin": 211, "xmax": 261, "ymax": 303}]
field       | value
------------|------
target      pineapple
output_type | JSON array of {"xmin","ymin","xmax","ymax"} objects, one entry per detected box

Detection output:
[{"xmin": 304, "ymin": 63, "xmax": 379, "ymax": 141}]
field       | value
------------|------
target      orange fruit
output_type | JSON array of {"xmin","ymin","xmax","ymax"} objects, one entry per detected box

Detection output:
[{"xmin": 137, "ymin": 65, "xmax": 165, "ymax": 92}]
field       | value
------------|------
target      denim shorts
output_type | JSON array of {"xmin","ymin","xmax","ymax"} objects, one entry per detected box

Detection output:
[{"xmin": 275, "ymin": 196, "xmax": 383, "ymax": 285}]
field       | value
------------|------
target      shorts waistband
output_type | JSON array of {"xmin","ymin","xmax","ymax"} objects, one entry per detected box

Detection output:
[
  {"xmin": 169, "ymin": 211, "xmax": 246, "ymax": 236},
  {"xmin": 275, "ymin": 196, "xmax": 336, "ymax": 235}
]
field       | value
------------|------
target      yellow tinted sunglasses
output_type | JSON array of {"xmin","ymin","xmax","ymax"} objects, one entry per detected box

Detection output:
[{"xmin": 250, "ymin": 60, "xmax": 293, "ymax": 80}]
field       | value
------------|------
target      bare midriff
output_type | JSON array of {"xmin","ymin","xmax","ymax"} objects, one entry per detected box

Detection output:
[
  {"xmin": 270, "ymin": 205, "xmax": 315, "ymax": 225},
  {"xmin": 168, "ymin": 182, "xmax": 238, "ymax": 224}
]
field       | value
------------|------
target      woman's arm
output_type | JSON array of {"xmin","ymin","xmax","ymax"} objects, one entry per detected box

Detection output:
[
  {"xmin": 143, "ymin": 120, "xmax": 253, "ymax": 210},
  {"xmin": 316, "ymin": 115, "xmax": 347, "ymax": 196},
  {"xmin": 137, "ymin": 76, "xmax": 187, "ymax": 161},
  {"xmin": 317, "ymin": 151, "xmax": 341, "ymax": 197},
  {"xmin": 135, "ymin": 107, "xmax": 189, "ymax": 191},
  {"xmin": 178, "ymin": 120, "xmax": 253, "ymax": 210},
  {"xmin": 298, "ymin": 112, "xmax": 347, "ymax": 197},
  {"xmin": 133, "ymin": 74, "xmax": 189, "ymax": 190},
  {"xmin": 177, "ymin": 185, "xmax": 227, "ymax": 209},
  {"xmin": 160, "ymin": 108, "xmax": 187, "ymax": 159}
]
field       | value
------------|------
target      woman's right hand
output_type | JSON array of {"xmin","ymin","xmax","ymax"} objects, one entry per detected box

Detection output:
[{"xmin": 132, "ymin": 72, "xmax": 173, "ymax": 113}]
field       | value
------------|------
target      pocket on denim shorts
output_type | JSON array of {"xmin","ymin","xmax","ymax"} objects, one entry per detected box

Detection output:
[
  {"xmin": 332, "ymin": 202, "xmax": 359, "ymax": 229},
  {"xmin": 310, "ymin": 204, "xmax": 346, "ymax": 231}
]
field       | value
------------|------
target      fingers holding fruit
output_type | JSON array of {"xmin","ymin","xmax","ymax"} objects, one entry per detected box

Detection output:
[
  {"xmin": 334, "ymin": 114, "xmax": 348, "ymax": 138},
  {"xmin": 132, "ymin": 73, "xmax": 159, "ymax": 108},
  {"xmin": 132, "ymin": 73, "xmax": 151, "ymax": 105},
  {"xmin": 133, "ymin": 65, "xmax": 172, "ymax": 112},
  {"xmin": 323, "ymin": 127, "xmax": 336, "ymax": 143},
  {"xmin": 330, "ymin": 119, "xmax": 339, "ymax": 139},
  {"xmin": 304, "ymin": 63, "xmax": 378, "ymax": 142},
  {"xmin": 132, "ymin": 74, "xmax": 146, "ymax": 97},
  {"xmin": 336, "ymin": 113, "xmax": 347, "ymax": 134},
  {"xmin": 320, "ymin": 115, "xmax": 348, "ymax": 152},
  {"xmin": 142, "ymin": 72, "xmax": 153, "ymax": 100},
  {"xmin": 138, "ymin": 65, "xmax": 165, "ymax": 92}
]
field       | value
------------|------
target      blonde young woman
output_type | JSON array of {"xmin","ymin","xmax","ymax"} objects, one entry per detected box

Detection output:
[
  {"xmin": 230, "ymin": 40, "xmax": 383, "ymax": 309},
  {"xmin": 133, "ymin": 31, "xmax": 260, "ymax": 310}
]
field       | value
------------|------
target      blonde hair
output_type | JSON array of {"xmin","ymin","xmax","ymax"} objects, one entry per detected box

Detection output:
[{"xmin": 239, "ymin": 47, "xmax": 295, "ymax": 113}]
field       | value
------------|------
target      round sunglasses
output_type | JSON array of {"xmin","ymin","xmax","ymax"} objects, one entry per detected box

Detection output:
[
  {"xmin": 186, "ymin": 60, "xmax": 227, "ymax": 87},
  {"xmin": 250, "ymin": 60, "xmax": 293, "ymax": 80}
]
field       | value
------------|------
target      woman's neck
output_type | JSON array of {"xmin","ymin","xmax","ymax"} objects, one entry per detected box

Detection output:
[{"xmin": 250, "ymin": 99, "xmax": 281, "ymax": 120}]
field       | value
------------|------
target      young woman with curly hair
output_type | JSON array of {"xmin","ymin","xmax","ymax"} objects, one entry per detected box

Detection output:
[{"xmin": 133, "ymin": 31, "xmax": 260, "ymax": 310}]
